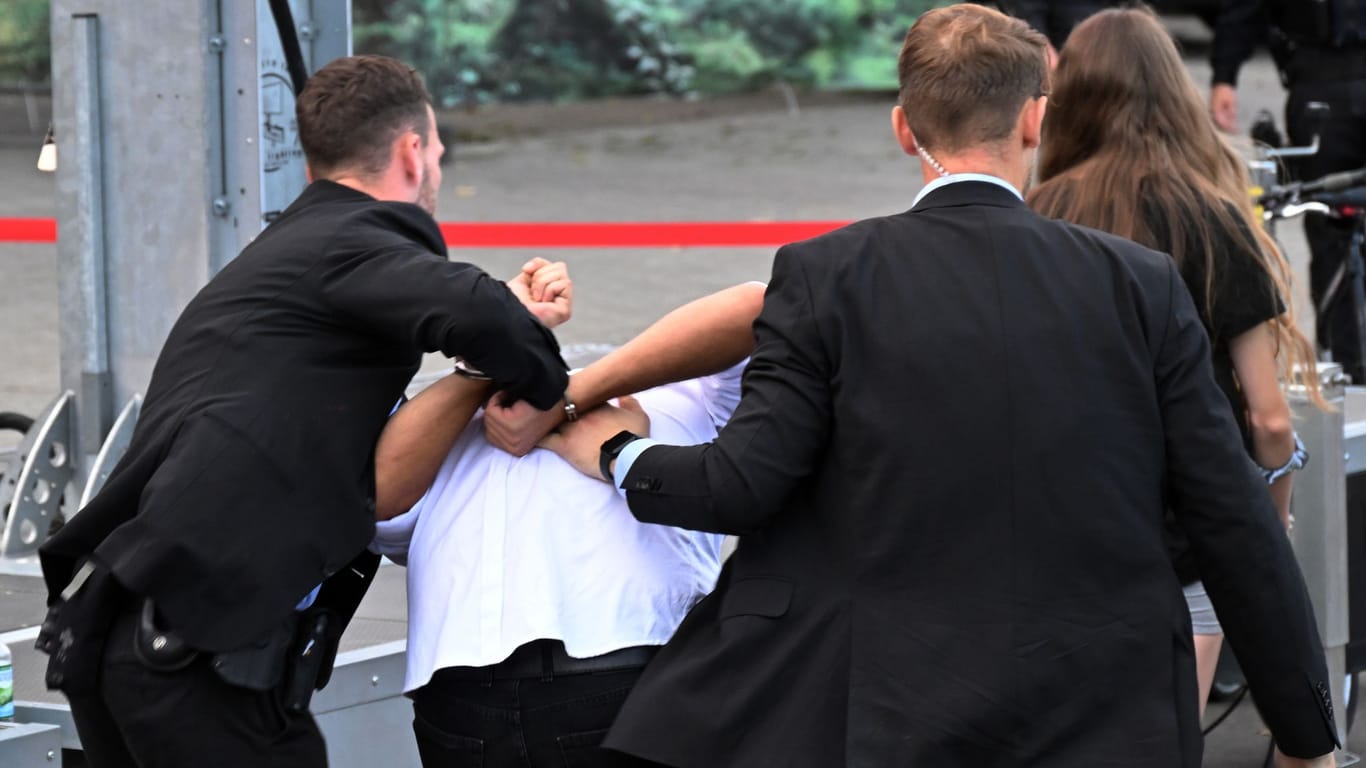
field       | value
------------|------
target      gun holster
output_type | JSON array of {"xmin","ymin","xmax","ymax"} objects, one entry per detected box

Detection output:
[
  {"xmin": 282, "ymin": 609, "xmax": 336, "ymax": 713},
  {"xmin": 132, "ymin": 598, "xmax": 199, "ymax": 672},
  {"xmin": 209, "ymin": 605, "xmax": 341, "ymax": 709},
  {"xmin": 210, "ymin": 612, "xmax": 297, "ymax": 692},
  {"xmin": 219, "ymin": 550, "xmax": 380, "ymax": 710}
]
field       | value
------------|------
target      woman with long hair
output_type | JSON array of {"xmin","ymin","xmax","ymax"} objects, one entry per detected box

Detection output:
[{"xmin": 1027, "ymin": 6, "xmax": 1323, "ymax": 724}]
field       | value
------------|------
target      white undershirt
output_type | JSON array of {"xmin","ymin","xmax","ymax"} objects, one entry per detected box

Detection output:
[{"xmin": 372, "ymin": 362, "xmax": 743, "ymax": 693}]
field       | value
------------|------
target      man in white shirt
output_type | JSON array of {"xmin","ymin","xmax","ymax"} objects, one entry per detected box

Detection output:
[{"xmin": 369, "ymin": 278, "xmax": 764, "ymax": 768}]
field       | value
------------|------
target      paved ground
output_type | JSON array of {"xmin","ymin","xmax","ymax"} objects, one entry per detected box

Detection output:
[{"xmin": 0, "ymin": 14, "xmax": 1350, "ymax": 766}]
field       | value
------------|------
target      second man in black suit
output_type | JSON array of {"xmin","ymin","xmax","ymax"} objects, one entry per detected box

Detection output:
[{"xmin": 542, "ymin": 5, "xmax": 1338, "ymax": 766}]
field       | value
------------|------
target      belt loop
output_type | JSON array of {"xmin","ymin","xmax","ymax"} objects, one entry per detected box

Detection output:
[{"xmin": 539, "ymin": 641, "xmax": 554, "ymax": 683}]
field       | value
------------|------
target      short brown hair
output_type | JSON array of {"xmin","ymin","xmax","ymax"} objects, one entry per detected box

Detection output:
[
  {"xmin": 898, "ymin": 4, "xmax": 1049, "ymax": 153},
  {"xmin": 296, "ymin": 55, "xmax": 433, "ymax": 178}
]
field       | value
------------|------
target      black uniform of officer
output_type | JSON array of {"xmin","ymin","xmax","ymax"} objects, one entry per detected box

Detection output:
[
  {"xmin": 1213, "ymin": 0, "xmax": 1366, "ymax": 383},
  {"xmin": 996, "ymin": 0, "xmax": 1109, "ymax": 49}
]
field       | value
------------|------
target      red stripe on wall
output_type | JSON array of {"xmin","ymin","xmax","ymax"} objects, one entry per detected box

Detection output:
[
  {"xmin": 436, "ymin": 221, "xmax": 849, "ymax": 248},
  {"xmin": 0, "ymin": 218, "xmax": 58, "ymax": 243},
  {"xmin": 0, "ymin": 218, "xmax": 849, "ymax": 248}
]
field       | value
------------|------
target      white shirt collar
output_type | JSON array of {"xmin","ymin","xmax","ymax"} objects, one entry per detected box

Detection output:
[{"xmin": 912, "ymin": 173, "xmax": 1023, "ymax": 208}]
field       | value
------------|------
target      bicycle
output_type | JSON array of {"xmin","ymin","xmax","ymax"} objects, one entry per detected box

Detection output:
[{"xmin": 1257, "ymin": 165, "xmax": 1366, "ymax": 381}]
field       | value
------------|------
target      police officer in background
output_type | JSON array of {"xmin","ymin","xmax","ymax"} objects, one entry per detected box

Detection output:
[
  {"xmin": 1211, "ymin": 0, "xmax": 1366, "ymax": 383},
  {"xmin": 996, "ymin": 0, "xmax": 1110, "ymax": 51}
]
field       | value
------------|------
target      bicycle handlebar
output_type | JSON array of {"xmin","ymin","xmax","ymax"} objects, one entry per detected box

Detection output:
[
  {"xmin": 1257, "ymin": 167, "xmax": 1366, "ymax": 208},
  {"xmin": 1312, "ymin": 187, "xmax": 1366, "ymax": 209}
]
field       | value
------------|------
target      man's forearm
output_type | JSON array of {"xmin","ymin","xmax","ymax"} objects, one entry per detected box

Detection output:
[
  {"xmin": 569, "ymin": 281, "xmax": 765, "ymax": 408},
  {"xmin": 1211, "ymin": 0, "xmax": 1264, "ymax": 86},
  {"xmin": 448, "ymin": 273, "xmax": 568, "ymax": 410},
  {"xmin": 374, "ymin": 374, "xmax": 490, "ymax": 520}
]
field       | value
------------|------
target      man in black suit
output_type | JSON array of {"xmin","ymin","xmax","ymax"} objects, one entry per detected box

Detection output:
[
  {"xmin": 1210, "ymin": 0, "xmax": 1366, "ymax": 384},
  {"xmin": 539, "ymin": 5, "xmax": 1338, "ymax": 766},
  {"xmin": 35, "ymin": 55, "xmax": 567, "ymax": 767}
]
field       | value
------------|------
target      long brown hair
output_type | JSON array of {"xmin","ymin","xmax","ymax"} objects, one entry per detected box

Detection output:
[{"xmin": 1027, "ymin": 7, "xmax": 1323, "ymax": 406}]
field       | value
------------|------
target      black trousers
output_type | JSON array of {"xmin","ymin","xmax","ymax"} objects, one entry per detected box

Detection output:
[
  {"xmin": 1286, "ymin": 74, "xmax": 1366, "ymax": 384},
  {"xmin": 68, "ymin": 603, "xmax": 326, "ymax": 768},
  {"xmin": 411, "ymin": 653, "xmax": 667, "ymax": 768}
]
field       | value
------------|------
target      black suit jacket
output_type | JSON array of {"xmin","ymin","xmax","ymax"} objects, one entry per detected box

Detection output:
[
  {"xmin": 39, "ymin": 180, "xmax": 566, "ymax": 655},
  {"xmin": 609, "ymin": 182, "xmax": 1337, "ymax": 766}
]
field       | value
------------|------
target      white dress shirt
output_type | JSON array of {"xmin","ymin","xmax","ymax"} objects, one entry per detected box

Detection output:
[{"xmin": 372, "ymin": 361, "xmax": 743, "ymax": 693}]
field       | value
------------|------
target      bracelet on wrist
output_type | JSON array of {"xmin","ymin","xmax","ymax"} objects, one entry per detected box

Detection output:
[
  {"xmin": 563, "ymin": 391, "xmax": 579, "ymax": 423},
  {"xmin": 1259, "ymin": 433, "xmax": 1308, "ymax": 485}
]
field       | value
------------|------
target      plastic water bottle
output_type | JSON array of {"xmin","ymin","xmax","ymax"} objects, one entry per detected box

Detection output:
[{"xmin": 0, "ymin": 640, "xmax": 13, "ymax": 721}]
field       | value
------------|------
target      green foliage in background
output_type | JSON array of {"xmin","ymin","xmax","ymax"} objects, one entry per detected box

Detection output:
[
  {"xmin": 355, "ymin": 0, "xmax": 947, "ymax": 105},
  {"xmin": 0, "ymin": 0, "xmax": 52, "ymax": 83},
  {"xmin": 0, "ymin": 0, "xmax": 947, "ymax": 97}
]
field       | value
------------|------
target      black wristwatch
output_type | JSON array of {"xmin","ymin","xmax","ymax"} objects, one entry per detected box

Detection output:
[{"xmin": 600, "ymin": 430, "xmax": 643, "ymax": 483}]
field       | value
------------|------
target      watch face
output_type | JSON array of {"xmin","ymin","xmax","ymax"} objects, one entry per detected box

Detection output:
[
  {"xmin": 600, "ymin": 430, "xmax": 641, "ymax": 483},
  {"xmin": 603, "ymin": 430, "xmax": 640, "ymax": 457}
]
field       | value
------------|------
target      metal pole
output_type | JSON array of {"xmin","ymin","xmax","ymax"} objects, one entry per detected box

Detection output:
[
  {"xmin": 54, "ymin": 0, "xmax": 222, "ymax": 471},
  {"xmin": 69, "ymin": 14, "xmax": 113, "ymax": 469}
]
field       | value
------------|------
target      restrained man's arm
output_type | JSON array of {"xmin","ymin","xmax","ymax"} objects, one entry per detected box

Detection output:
[
  {"xmin": 373, "ymin": 375, "xmax": 491, "ymax": 521},
  {"xmin": 541, "ymin": 249, "xmax": 833, "ymax": 535},
  {"xmin": 485, "ymin": 281, "xmax": 766, "ymax": 455}
]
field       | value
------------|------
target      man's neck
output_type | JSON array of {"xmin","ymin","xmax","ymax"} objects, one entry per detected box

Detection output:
[
  {"xmin": 325, "ymin": 175, "xmax": 380, "ymax": 198},
  {"xmin": 917, "ymin": 148, "xmax": 1026, "ymax": 192},
  {"xmin": 323, "ymin": 173, "xmax": 411, "ymax": 205}
]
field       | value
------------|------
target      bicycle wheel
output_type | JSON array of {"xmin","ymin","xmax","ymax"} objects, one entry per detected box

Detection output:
[
  {"xmin": 0, "ymin": 412, "xmax": 34, "ymax": 434},
  {"xmin": 0, "ymin": 411, "xmax": 36, "ymax": 524}
]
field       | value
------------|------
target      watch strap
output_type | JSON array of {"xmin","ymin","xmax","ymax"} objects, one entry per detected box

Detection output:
[{"xmin": 600, "ymin": 430, "xmax": 642, "ymax": 484}]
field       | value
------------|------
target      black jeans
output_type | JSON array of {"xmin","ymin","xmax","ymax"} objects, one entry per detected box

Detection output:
[
  {"xmin": 69, "ymin": 603, "xmax": 326, "ymax": 768},
  {"xmin": 1286, "ymin": 74, "xmax": 1366, "ymax": 384},
  {"xmin": 411, "ymin": 662, "xmax": 665, "ymax": 768}
]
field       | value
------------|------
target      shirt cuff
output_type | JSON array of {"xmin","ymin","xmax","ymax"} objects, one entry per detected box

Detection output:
[{"xmin": 612, "ymin": 437, "xmax": 661, "ymax": 498}]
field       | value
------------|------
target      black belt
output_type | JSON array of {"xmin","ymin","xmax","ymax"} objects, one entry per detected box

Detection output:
[{"xmin": 437, "ymin": 639, "xmax": 658, "ymax": 681}]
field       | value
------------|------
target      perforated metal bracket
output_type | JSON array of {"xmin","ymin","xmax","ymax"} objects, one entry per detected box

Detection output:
[
  {"xmin": 1, "ymin": 392, "xmax": 76, "ymax": 558},
  {"xmin": 77, "ymin": 394, "xmax": 141, "ymax": 509}
]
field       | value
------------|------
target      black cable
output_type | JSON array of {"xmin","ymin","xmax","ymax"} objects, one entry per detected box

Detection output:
[
  {"xmin": 1202, "ymin": 684, "xmax": 1249, "ymax": 736},
  {"xmin": 267, "ymin": 0, "xmax": 310, "ymax": 95}
]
